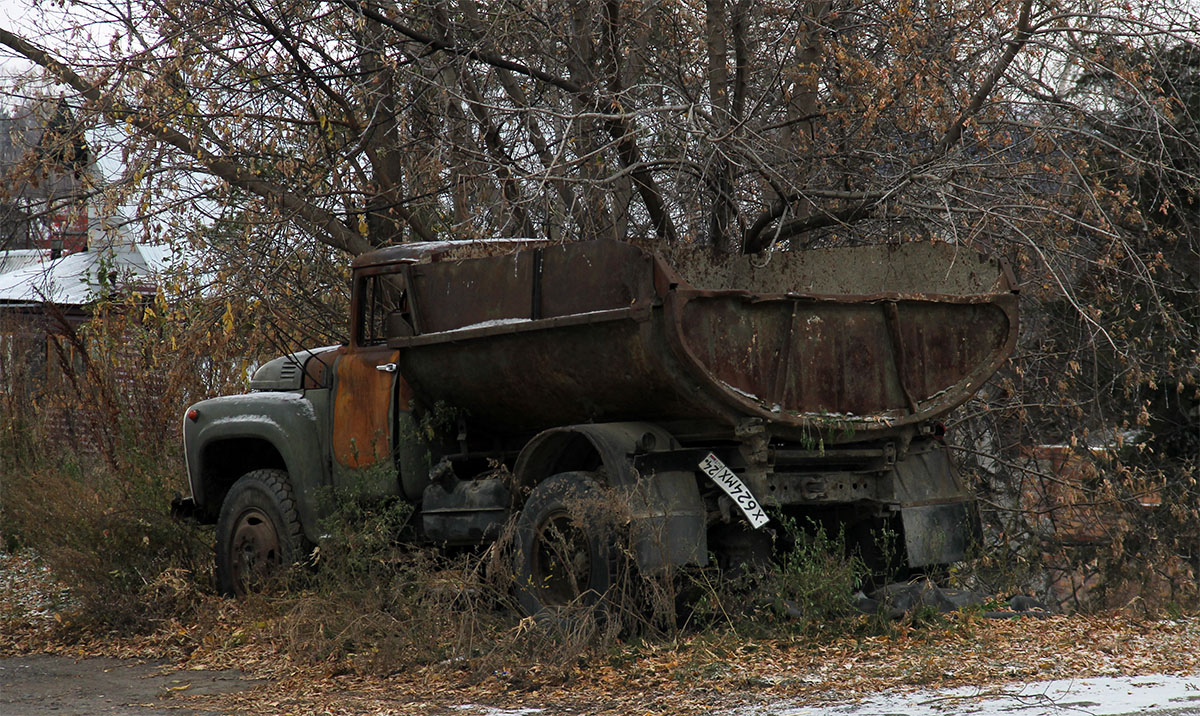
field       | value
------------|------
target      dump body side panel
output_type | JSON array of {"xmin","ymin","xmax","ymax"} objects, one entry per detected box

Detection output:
[
  {"xmin": 390, "ymin": 240, "xmax": 1016, "ymax": 441},
  {"xmin": 668, "ymin": 291, "xmax": 1017, "ymax": 431},
  {"xmin": 396, "ymin": 313, "xmax": 716, "ymax": 434},
  {"xmin": 404, "ymin": 241, "xmax": 656, "ymax": 333},
  {"xmin": 663, "ymin": 240, "xmax": 1016, "ymax": 296}
]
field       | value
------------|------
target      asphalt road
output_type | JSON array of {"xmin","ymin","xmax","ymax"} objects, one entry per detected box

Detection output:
[{"xmin": 0, "ymin": 655, "xmax": 258, "ymax": 716}]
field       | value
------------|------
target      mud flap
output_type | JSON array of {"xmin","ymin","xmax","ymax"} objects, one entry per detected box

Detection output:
[
  {"xmin": 629, "ymin": 470, "xmax": 709, "ymax": 572},
  {"xmin": 890, "ymin": 445, "xmax": 981, "ymax": 567},
  {"xmin": 900, "ymin": 501, "xmax": 980, "ymax": 567}
]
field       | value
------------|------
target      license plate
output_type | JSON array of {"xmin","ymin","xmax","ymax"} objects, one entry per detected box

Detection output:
[{"xmin": 699, "ymin": 453, "xmax": 770, "ymax": 529}]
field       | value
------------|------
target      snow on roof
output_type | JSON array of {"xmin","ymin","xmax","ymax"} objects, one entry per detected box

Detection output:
[
  {"xmin": 132, "ymin": 243, "xmax": 173, "ymax": 274},
  {"xmin": 0, "ymin": 242, "xmax": 169, "ymax": 306},
  {"xmin": 0, "ymin": 249, "xmax": 45, "ymax": 275}
]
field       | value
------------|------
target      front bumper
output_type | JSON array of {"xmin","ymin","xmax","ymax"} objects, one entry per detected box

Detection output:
[{"xmin": 170, "ymin": 494, "xmax": 200, "ymax": 522}]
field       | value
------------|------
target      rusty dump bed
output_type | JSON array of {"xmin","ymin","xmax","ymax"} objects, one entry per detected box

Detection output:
[{"xmin": 372, "ymin": 240, "xmax": 1017, "ymax": 441}]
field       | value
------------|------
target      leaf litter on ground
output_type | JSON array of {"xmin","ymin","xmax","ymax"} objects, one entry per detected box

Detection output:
[{"xmin": 1, "ymin": 549, "xmax": 1197, "ymax": 715}]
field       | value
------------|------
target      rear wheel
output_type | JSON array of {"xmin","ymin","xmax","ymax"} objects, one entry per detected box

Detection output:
[
  {"xmin": 513, "ymin": 472, "xmax": 621, "ymax": 617},
  {"xmin": 215, "ymin": 469, "xmax": 305, "ymax": 596}
]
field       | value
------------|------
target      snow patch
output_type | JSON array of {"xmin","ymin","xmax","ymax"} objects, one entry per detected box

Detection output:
[
  {"xmin": 719, "ymin": 379, "xmax": 761, "ymax": 402},
  {"xmin": 449, "ymin": 706, "xmax": 543, "ymax": 716},
  {"xmin": 732, "ymin": 674, "xmax": 1200, "ymax": 716},
  {"xmin": 431, "ymin": 317, "xmax": 532, "ymax": 336}
]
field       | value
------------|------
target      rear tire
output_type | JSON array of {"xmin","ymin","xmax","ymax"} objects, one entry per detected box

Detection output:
[
  {"xmin": 513, "ymin": 472, "xmax": 621, "ymax": 617},
  {"xmin": 215, "ymin": 469, "xmax": 305, "ymax": 596}
]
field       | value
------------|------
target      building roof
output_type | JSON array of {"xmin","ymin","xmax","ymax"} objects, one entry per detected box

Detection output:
[{"xmin": 0, "ymin": 241, "xmax": 170, "ymax": 307}]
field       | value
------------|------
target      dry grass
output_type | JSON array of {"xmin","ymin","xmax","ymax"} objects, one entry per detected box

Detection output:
[{"xmin": 2, "ymin": 549, "xmax": 1196, "ymax": 715}]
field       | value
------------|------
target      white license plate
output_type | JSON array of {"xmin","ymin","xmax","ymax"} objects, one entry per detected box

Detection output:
[{"xmin": 699, "ymin": 453, "xmax": 770, "ymax": 529}]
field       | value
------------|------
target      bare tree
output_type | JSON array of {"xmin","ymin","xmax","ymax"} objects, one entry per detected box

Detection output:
[
  {"xmin": 1, "ymin": 0, "xmax": 1196, "ymax": 606},
  {"xmin": 0, "ymin": 0, "xmax": 1148, "ymax": 255}
]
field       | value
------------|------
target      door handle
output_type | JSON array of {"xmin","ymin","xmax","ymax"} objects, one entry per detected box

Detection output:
[{"xmin": 375, "ymin": 362, "xmax": 397, "ymax": 373}]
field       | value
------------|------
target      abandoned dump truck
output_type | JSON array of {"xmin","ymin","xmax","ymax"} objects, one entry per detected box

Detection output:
[{"xmin": 173, "ymin": 238, "xmax": 1018, "ymax": 611}]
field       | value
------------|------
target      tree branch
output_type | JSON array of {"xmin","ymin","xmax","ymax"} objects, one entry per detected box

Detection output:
[
  {"xmin": 443, "ymin": 16, "xmax": 536, "ymax": 237},
  {"xmin": 706, "ymin": 0, "xmax": 736, "ymax": 251},
  {"xmin": 938, "ymin": 0, "xmax": 1034, "ymax": 152},
  {"xmin": 0, "ymin": 28, "xmax": 376, "ymax": 257},
  {"xmin": 762, "ymin": 200, "xmax": 877, "ymax": 246},
  {"xmin": 742, "ymin": 189, "xmax": 889, "ymax": 252},
  {"xmin": 333, "ymin": 0, "xmax": 582, "ymax": 94},
  {"xmin": 456, "ymin": 0, "xmax": 581, "ymax": 233},
  {"xmin": 244, "ymin": 0, "xmax": 363, "ymax": 135},
  {"xmin": 342, "ymin": 0, "xmax": 677, "ymax": 243}
]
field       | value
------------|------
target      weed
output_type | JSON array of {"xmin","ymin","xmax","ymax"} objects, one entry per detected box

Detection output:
[
  {"xmin": 270, "ymin": 474, "xmax": 709, "ymax": 677},
  {"xmin": 0, "ymin": 287, "xmax": 282, "ymax": 631},
  {"xmin": 1, "ymin": 448, "xmax": 213, "ymax": 631},
  {"xmin": 678, "ymin": 514, "xmax": 872, "ymax": 638},
  {"xmin": 769, "ymin": 515, "xmax": 868, "ymax": 628}
]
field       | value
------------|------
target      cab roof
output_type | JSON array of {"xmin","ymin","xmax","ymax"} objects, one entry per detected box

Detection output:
[{"xmin": 351, "ymin": 238, "xmax": 552, "ymax": 269}]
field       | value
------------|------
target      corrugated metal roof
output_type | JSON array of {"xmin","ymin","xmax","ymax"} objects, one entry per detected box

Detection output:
[
  {"xmin": 0, "ymin": 241, "xmax": 168, "ymax": 306},
  {"xmin": 0, "ymin": 249, "xmax": 44, "ymax": 275}
]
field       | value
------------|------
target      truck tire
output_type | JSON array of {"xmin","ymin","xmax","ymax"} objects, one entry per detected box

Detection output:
[
  {"xmin": 513, "ymin": 472, "xmax": 622, "ymax": 617},
  {"xmin": 215, "ymin": 469, "xmax": 305, "ymax": 597}
]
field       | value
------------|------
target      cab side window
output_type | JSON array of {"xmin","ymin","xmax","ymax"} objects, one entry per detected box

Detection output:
[{"xmin": 360, "ymin": 274, "xmax": 402, "ymax": 346}]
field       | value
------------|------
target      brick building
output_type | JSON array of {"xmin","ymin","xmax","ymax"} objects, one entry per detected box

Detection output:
[
  {"xmin": 0, "ymin": 97, "xmax": 91, "ymax": 257},
  {"xmin": 0, "ymin": 98, "xmax": 167, "ymax": 403}
]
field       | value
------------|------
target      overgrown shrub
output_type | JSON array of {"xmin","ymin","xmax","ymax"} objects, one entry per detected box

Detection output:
[
  {"xmin": 953, "ymin": 405, "xmax": 1199, "ymax": 613},
  {"xmin": 768, "ymin": 517, "xmax": 869, "ymax": 627},
  {"xmin": 264, "ymin": 479, "xmax": 884, "ymax": 676},
  {"xmin": 0, "ymin": 282, "xmax": 288, "ymax": 630},
  {"xmin": 272, "ymin": 477, "xmax": 659, "ymax": 676},
  {"xmin": 1, "ymin": 449, "xmax": 213, "ymax": 630},
  {"xmin": 272, "ymin": 489, "xmax": 499, "ymax": 673},
  {"xmin": 681, "ymin": 515, "xmax": 872, "ymax": 638}
]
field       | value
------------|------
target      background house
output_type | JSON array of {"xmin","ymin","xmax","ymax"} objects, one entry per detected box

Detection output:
[{"xmin": 0, "ymin": 98, "xmax": 168, "ymax": 410}]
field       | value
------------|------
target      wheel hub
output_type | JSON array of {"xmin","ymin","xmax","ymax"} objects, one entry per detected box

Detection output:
[
  {"xmin": 531, "ymin": 512, "xmax": 593, "ymax": 606},
  {"xmin": 229, "ymin": 507, "xmax": 280, "ymax": 592}
]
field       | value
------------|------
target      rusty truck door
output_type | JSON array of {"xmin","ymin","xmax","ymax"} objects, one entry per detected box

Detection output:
[
  {"xmin": 332, "ymin": 345, "xmax": 401, "ymax": 472},
  {"xmin": 330, "ymin": 270, "xmax": 409, "ymax": 498}
]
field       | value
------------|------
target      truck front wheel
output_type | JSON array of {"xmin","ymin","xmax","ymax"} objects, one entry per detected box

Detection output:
[
  {"xmin": 215, "ymin": 469, "xmax": 305, "ymax": 596},
  {"xmin": 513, "ymin": 472, "xmax": 622, "ymax": 617}
]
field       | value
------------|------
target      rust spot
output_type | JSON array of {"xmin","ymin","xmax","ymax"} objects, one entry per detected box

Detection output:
[{"xmin": 332, "ymin": 347, "xmax": 399, "ymax": 468}]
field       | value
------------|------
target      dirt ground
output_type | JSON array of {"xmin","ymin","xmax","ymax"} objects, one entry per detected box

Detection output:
[
  {"xmin": 0, "ymin": 654, "xmax": 259, "ymax": 716},
  {"xmin": 2, "ymin": 550, "xmax": 1198, "ymax": 716},
  {"xmin": 2, "ymin": 653, "xmax": 1198, "ymax": 716}
]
